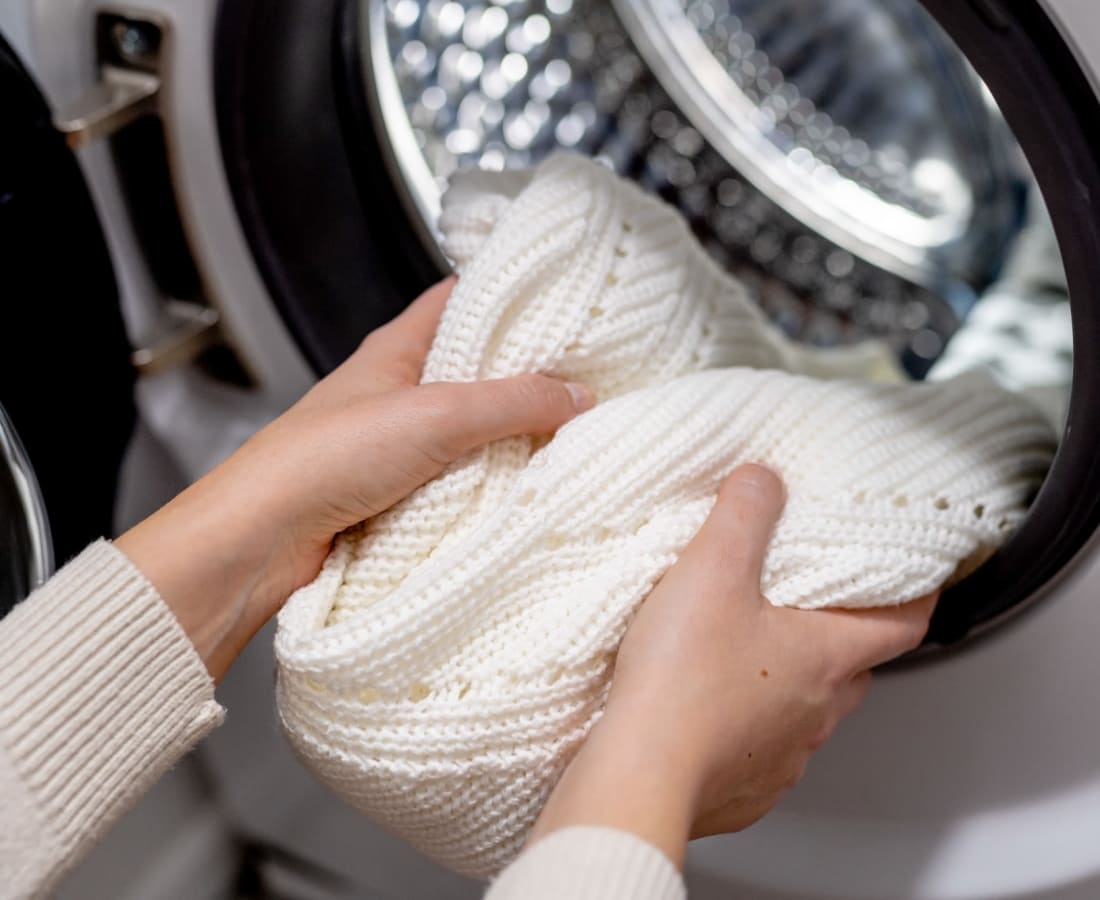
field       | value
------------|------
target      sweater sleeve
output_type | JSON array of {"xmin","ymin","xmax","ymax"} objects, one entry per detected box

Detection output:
[
  {"xmin": 484, "ymin": 827, "xmax": 686, "ymax": 900},
  {"xmin": 0, "ymin": 540, "xmax": 224, "ymax": 899}
]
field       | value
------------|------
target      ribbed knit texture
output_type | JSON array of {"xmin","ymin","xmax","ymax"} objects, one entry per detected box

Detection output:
[
  {"xmin": 0, "ymin": 541, "xmax": 224, "ymax": 898},
  {"xmin": 487, "ymin": 827, "xmax": 685, "ymax": 900},
  {"xmin": 275, "ymin": 154, "xmax": 1055, "ymax": 877}
]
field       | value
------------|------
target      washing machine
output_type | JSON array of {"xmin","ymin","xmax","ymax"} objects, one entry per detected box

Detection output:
[{"xmin": 3, "ymin": 1, "xmax": 1100, "ymax": 898}]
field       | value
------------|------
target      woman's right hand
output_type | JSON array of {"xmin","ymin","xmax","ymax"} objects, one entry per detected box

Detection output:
[
  {"xmin": 117, "ymin": 278, "xmax": 594, "ymax": 683},
  {"xmin": 528, "ymin": 464, "xmax": 937, "ymax": 866}
]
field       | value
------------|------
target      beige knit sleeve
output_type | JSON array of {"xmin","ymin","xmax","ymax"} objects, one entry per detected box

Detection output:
[
  {"xmin": 0, "ymin": 540, "xmax": 224, "ymax": 899},
  {"xmin": 484, "ymin": 827, "xmax": 686, "ymax": 900}
]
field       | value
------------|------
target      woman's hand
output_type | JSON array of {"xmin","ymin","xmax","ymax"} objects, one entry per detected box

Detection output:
[
  {"xmin": 116, "ymin": 278, "xmax": 594, "ymax": 681},
  {"xmin": 528, "ymin": 464, "xmax": 936, "ymax": 867}
]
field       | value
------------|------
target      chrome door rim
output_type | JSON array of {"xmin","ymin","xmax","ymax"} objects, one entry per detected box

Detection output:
[{"xmin": 0, "ymin": 405, "xmax": 53, "ymax": 600}]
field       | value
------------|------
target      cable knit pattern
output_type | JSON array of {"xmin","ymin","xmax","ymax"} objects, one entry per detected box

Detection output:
[{"xmin": 275, "ymin": 154, "xmax": 1055, "ymax": 877}]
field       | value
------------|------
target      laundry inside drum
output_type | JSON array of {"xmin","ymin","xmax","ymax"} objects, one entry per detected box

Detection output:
[{"xmin": 357, "ymin": 0, "xmax": 1074, "ymax": 641}]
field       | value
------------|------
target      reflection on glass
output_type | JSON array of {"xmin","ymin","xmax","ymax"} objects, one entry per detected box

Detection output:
[{"xmin": 930, "ymin": 188, "xmax": 1072, "ymax": 431}]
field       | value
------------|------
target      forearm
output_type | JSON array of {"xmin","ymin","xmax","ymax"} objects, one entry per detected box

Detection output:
[
  {"xmin": 114, "ymin": 445, "xmax": 311, "ymax": 684},
  {"xmin": 528, "ymin": 709, "xmax": 700, "ymax": 869},
  {"xmin": 486, "ymin": 826, "xmax": 686, "ymax": 900},
  {"xmin": 492, "ymin": 710, "xmax": 693, "ymax": 900},
  {"xmin": 115, "ymin": 499, "xmax": 262, "ymax": 683},
  {"xmin": 0, "ymin": 542, "xmax": 223, "ymax": 897}
]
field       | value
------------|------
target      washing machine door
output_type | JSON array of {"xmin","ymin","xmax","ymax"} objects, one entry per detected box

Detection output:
[
  {"xmin": 215, "ymin": 0, "xmax": 1100, "ymax": 648},
  {"xmin": 0, "ymin": 29, "xmax": 136, "ymax": 614}
]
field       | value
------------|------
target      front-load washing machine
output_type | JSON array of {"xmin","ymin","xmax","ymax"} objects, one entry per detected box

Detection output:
[{"xmin": 3, "ymin": 1, "xmax": 1100, "ymax": 897}]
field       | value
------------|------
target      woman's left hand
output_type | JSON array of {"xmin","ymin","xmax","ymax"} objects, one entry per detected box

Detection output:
[
  {"xmin": 527, "ymin": 465, "xmax": 936, "ymax": 866},
  {"xmin": 116, "ymin": 277, "xmax": 593, "ymax": 680}
]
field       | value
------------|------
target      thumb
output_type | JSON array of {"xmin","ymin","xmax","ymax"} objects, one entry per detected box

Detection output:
[
  {"xmin": 682, "ymin": 464, "xmax": 786, "ymax": 592},
  {"xmin": 830, "ymin": 591, "xmax": 939, "ymax": 672},
  {"xmin": 418, "ymin": 375, "xmax": 596, "ymax": 458}
]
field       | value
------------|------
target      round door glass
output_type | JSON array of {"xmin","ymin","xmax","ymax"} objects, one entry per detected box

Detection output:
[{"xmin": 347, "ymin": 0, "xmax": 1078, "ymax": 644}]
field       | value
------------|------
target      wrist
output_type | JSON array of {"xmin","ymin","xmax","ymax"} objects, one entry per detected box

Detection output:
[
  {"xmin": 115, "ymin": 467, "xmax": 289, "ymax": 682},
  {"xmin": 529, "ymin": 707, "xmax": 704, "ymax": 869}
]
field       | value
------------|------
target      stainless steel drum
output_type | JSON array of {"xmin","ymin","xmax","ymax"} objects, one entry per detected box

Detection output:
[{"xmin": 364, "ymin": 0, "xmax": 1028, "ymax": 374}]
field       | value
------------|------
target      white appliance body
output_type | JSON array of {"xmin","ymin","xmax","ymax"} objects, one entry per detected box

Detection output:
[{"xmin": 3, "ymin": 2, "xmax": 1100, "ymax": 898}]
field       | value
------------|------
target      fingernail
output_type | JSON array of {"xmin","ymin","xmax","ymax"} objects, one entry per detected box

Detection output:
[
  {"xmin": 565, "ymin": 382, "xmax": 596, "ymax": 413},
  {"xmin": 732, "ymin": 463, "xmax": 787, "ymax": 504}
]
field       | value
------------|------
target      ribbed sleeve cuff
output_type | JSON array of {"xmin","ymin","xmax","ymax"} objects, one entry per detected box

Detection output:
[
  {"xmin": 486, "ymin": 827, "xmax": 686, "ymax": 900},
  {"xmin": 0, "ymin": 540, "xmax": 224, "ymax": 864}
]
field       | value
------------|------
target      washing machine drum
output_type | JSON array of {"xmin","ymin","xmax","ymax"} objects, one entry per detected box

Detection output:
[{"xmin": 214, "ymin": 0, "xmax": 1100, "ymax": 648}]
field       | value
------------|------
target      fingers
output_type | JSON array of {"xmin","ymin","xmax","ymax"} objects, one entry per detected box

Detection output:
[
  {"xmin": 347, "ymin": 277, "xmax": 456, "ymax": 384},
  {"xmin": 419, "ymin": 374, "xmax": 596, "ymax": 458},
  {"xmin": 830, "ymin": 591, "xmax": 939, "ymax": 672},
  {"xmin": 684, "ymin": 464, "xmax": 786, "ymax": 589}
]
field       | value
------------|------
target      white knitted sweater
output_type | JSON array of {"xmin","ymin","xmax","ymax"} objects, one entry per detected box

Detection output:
[{"xmin": 275, "ymin": 154, "xmax": 1055, "ymax": 877}]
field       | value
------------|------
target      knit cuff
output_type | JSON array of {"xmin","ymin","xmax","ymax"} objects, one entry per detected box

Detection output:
[
  {"xmin": 0, "ymin": 540, "xmax": 224, "ymax": 866},
  {"xmin": 485, "ymin": 827, "xmax": 686, "ymax": 900}
]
